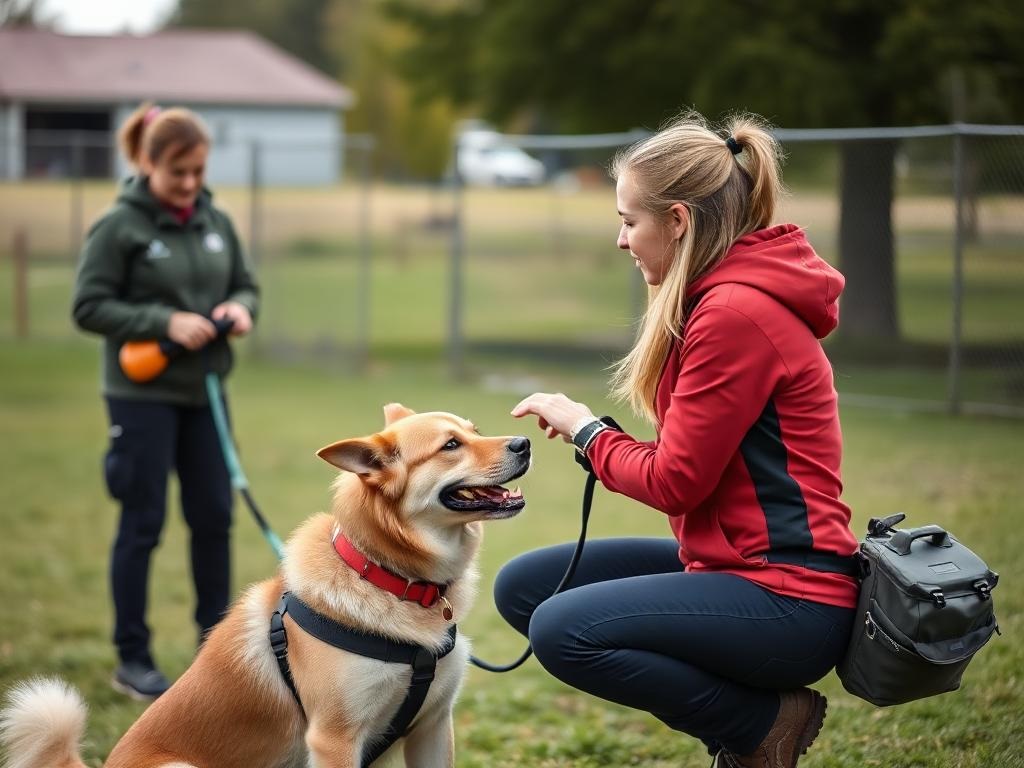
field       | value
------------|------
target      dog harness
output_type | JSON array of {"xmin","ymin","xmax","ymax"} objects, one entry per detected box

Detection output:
[{"xmin": 270, "ymin": 592, "xmax": 458, "ymax": 767}]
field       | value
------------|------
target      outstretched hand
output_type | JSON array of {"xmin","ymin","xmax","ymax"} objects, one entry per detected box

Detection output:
[{"xmin": 511, "ymin": 392, "xmax": 595, "ymax": 442}]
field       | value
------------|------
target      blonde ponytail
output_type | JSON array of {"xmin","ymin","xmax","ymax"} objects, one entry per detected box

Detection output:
[
  {"xmin": 609, "ymin": 110, "xmax": 785, "ymax": 425},
  {"xmin": 724, "ymin": 113, "xmax": 785, "ymax": 233}
]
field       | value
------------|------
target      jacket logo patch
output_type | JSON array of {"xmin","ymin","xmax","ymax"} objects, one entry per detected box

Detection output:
[
  {"xmin": 146, "ymin": 239, "xmax": 171, "ymax": 259},
  {"xmin": 204, "ymin": 232, "xmax": 225, "ymax": 253}
]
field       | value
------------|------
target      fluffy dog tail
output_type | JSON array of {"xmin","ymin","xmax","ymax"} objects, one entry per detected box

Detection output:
[{"xmin": 0, "ymin": 678, "xmax": 88, "ymax": 768}]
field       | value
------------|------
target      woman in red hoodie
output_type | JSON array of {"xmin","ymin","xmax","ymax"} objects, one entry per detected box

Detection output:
[{"xmin": 500, "ymin": 111, "xmax": 859, "ymax": 768}]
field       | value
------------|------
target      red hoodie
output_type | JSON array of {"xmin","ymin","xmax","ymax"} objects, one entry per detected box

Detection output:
[{"xmin": 588, "ymin": 223, "xmax": 859, "ymax": 608}]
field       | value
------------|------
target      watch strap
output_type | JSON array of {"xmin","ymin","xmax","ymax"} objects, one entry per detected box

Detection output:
[{"xmin": 572, "ymin": 419, "xmax": 610, "ymax": 454}]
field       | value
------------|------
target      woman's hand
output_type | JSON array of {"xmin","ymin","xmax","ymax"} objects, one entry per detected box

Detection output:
[
  {"xmin": 211, "ymin": 301, "xmax": 253, "ymax": 337},
  {"xmin": 511, "ymin": 392, "xmax": 595, "ymax": 442},
  {"xmin": 167, "ymin": 311, "xmax": 217, "ymax": 351}
]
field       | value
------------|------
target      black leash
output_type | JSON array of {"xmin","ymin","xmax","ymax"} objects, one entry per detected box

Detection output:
[{"xmin": 469, "ymin": 450, "xmax": 600, "ymax": 672}]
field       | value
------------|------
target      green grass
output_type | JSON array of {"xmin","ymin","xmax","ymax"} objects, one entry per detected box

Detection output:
[
  {"xmin": 0, "ymin": 338, "xmax": 1021, "ymax": 767},
  {"xmin": 3, "ymin": 234, "xmax": 1021, "ymax": 410}
]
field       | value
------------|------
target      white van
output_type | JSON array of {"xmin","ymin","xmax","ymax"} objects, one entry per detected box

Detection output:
[{"xmin": 456, "ymin": 128, "xmax": 546, "ymax": 187}]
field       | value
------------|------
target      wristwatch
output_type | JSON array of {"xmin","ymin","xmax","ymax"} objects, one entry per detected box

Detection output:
[{"xmin": 571, "ymin": 417, "xmax": 612, "ymax": 455}]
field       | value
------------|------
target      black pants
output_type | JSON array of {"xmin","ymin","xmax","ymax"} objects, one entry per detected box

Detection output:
[
  {"xmin": 494, "ymin": 538, "xmax": 855, "ymax": 755},
  {"xmin": 103, "ymin": 397, "xmax": 233, "ymax": 666}
]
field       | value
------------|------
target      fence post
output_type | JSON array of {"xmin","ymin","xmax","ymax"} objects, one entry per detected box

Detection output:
[
  {"xmin": 355, "ymin": 135, "xmax": 374, "ymax": 372},
  {"xmin": 248, "ymin": 139, "xmax": 263, "ymax": 265},
  {"xmin": 13, "ymin": 228, "xmax": 28, "ymax": 339},
  {"xmin": 70, "ymin": 130, "xmax": 84, "ymax": 263},
  {"xmin": 947, "ymin": 126, "xmax": 966, "ymax": 416},
  {"xmin": 448, "ymin": 134, "xmax": 465, "ymax": 380}
]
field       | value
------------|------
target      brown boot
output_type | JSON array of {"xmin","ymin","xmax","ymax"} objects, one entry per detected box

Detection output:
[{"xmin": 718, "ymin": 688, "xmax": 827, "ymax": 768}]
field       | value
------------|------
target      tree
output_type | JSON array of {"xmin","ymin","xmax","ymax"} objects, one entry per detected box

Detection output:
[
  {"xmin": 169, "ymin": 0, "xmax": 454, "ymax": 179},
  {"xmin": 0, "ymin": 0, "xmax": 49, "ymax": 27},
  {"xmin": 172, "ymin": 0, "xmax": 338, "ymax": 76},
  {"xmin": 387, "ymin": 0, "xmax": 1024, "ymax": 339}
]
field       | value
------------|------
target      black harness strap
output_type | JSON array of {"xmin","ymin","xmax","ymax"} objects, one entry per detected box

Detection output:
[
  {"xmin": 269, "ymin": 595, "xmax": 305, "ymax": 719},
  {"xmin": 269, "ymin": 592, "xmax": 458, "ymax": 767}
]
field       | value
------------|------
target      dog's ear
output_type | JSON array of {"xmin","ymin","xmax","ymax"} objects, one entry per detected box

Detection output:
[
  {"xmin": 383, "ymin": 402, "xmax": 416, "ymax": 426},
  {"xmin": 317, "ymin": 437, "xmax": 394, "ymax": 477}
]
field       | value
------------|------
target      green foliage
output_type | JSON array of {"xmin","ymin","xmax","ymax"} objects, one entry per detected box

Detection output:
[
  {"xmin": 386, "ymin": 0, "xmax": 1024, "ymax": 132},
  {"xmin": 172, "ymin": 0, "xmax": 339, "ymax": 76},
  {"xmin": 170, "ymin": 0, "xmax": 457, "ymax": 179},
  {"xmin": 341, "ymin": 2, "xmax": 460, "ymax": 179},
  {"xmin": 0, "ymin": 0, "xmax": 48, "ymax": 27}
]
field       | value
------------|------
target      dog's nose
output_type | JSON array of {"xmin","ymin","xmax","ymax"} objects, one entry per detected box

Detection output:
[{"xmin": 507, "ymin": 436, "xmax": 530, "ymax": 454}]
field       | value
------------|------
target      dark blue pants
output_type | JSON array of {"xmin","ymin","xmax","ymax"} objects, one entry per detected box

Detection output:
[
  {"xmin": 494, "ymin": 538, "xmax": 855, "ymax": 755},
  {"xmin": 103, "ymin": 397, "xmax": 233, "ymax": 666}
]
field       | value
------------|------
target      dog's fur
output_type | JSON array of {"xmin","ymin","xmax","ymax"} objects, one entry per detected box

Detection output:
[{"xmin": 0, "ymin": 404, "xmax": 529, "ymax": 768}]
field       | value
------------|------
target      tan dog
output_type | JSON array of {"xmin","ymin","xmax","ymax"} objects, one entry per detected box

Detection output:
[{"xmin": 0, "ymin": 404, "xmax": 529, "ymax": 768}]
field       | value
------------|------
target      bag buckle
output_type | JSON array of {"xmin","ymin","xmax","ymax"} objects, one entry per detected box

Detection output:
[
  {"xmin": 973, "ymin": 580, "xmax": 992, "ymax": 601},
  {"xmin": 931, "ymin": 589, "xmax": 947, "ymax": 608},
  {"xmin": 868, "ymin": 513, "xmax": 906, "ymax": 537}
]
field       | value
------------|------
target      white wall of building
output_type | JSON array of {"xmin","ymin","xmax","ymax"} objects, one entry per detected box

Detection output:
[
  {"xmin": 112, "ymin": 104, "xmax": 344, "ymax": 186},
  {"xmin": 0, "ymin": 102, "xmax": 25, "ymax": 179},
  {"xmin": 2, "ymin": 103, "xmax": 343, "ymax": 185}
]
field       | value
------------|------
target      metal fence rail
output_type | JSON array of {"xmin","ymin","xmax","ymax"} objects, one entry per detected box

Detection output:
[
  {"xmin": 1, "ymin": 125, "xmax": 1021, "ymax": 418},
  {"xmin": 449, "ymin": 124, "xmax": 1024, "ymax": 417}
]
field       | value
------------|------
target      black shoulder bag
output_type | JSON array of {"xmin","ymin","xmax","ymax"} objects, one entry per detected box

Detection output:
[{"xmin": 837, "ymin": 513, "xmax": 1000, "ymax": 706}]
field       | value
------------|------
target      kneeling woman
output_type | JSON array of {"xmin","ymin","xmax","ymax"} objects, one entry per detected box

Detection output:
[{"xmin": 502, "ymin": 111, "xmax": 858, "ymax": 768}]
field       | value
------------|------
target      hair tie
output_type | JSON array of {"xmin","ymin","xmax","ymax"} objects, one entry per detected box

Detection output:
[
  {"xmin": 143, "ymin": 106, "xmax": 162, "ymax": 127},
  {"xmin": 725, "ymin": 136, "xmax": 742, "ymax": 155}
]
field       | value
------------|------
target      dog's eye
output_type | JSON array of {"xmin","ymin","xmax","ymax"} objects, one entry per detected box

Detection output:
[{"xmin": 441, "ymin": 438, "xmax": 461, "ymax": 451}]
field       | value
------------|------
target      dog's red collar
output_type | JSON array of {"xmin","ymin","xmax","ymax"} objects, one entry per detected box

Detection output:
[{"xmin": 332, "ymin": 530, "xmax": 452, "ymax": 617}]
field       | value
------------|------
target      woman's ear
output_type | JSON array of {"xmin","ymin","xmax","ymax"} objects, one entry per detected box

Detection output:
[{"xmin": 667, "ymin": 203, "xmax": 689, "ymax": 241}]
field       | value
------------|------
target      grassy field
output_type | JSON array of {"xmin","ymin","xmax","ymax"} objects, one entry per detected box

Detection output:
[
  {"xmin": 0, "ymin": 337, "xmax": 1021, "ymax": 767},
  {"xmin": 1, "ymin": 180, "xmax": 1022, "ymax": 417}
]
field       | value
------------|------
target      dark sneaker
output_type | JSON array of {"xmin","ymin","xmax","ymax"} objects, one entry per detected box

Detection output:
[{"xmin": 111, "ymin": 661, "xmax": 171, "ymax": 701}]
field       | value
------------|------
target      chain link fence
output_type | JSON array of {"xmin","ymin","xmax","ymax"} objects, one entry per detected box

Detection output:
[
  {"xmin": 0, "ymin": 125, "xmax": 1021, "ymax": 417},
  {"xmin": 447, "ymin": 124, "xmax": 1024, "ymax": 417}
]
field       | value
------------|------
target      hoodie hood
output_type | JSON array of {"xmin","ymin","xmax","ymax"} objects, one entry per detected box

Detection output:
[
  {"xmin": 117, "ymin": 175, "xmax": 213, "ymax": 223},
  {"xmin": 688, "ymin": 224, "xmax": 844, "ymax": 339}
]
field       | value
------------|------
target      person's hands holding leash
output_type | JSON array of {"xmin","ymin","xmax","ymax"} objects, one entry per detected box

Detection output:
[
  {"xmin": 168, "ymin": 311, "xmax": 218, "ymax": 351},
  {"xmin": 212, "ymin": 301, "xmax": 253, "ymax": 336},
  {"xmin": 512, "ymin": 392, "xmax": 595, "ymax": 442}
]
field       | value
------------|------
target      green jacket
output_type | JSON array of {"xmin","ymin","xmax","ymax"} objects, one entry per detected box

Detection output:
[{"xmin": 72, "ymin": 176, "xmax": 260, "ymax": 406}]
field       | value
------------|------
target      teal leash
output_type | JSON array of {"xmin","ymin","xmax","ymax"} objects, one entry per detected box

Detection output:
[{"xmin": 205, "ymin": 371, "xmax": 286, "ymax": 560}]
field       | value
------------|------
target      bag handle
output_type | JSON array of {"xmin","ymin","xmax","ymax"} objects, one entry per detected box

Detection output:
[{"xmin": 885, "ymin": 525, "xmax": 952, "ymax": 556}]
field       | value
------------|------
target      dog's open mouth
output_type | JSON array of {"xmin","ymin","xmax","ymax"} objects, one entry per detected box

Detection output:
[{"xmin": 440, "ymin": 484, "xmax": 525, "ymax": 517}]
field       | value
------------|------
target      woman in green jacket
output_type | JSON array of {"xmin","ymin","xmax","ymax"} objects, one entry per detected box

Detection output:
[{"xmin": 72, "ymin": 103, "xmax": 259, "ymax": 700}]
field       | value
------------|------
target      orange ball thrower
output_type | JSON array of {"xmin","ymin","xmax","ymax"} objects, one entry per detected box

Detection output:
[{"xmin": 119, "ymin": 318, "xmax": 234, "ymax": 383}]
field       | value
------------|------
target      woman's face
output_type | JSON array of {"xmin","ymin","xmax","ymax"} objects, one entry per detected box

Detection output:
[
  {"xmin": 615, "ymin": 171, "xmax": 686, "ymax": 286},
  {"xmin": 143, "ymin": 142, "xmax": 209, "ymax": 210}
]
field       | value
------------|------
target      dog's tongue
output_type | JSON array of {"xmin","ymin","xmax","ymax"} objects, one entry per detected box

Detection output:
[
  {"xmin": 460, "ymin": 485, "xmax": 523, "ymax": 501},
  {"xmin": 479, "ymin": 486, "xmax": 507, "ymax": 501}
]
